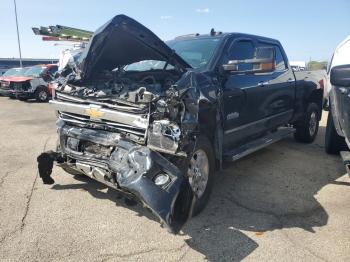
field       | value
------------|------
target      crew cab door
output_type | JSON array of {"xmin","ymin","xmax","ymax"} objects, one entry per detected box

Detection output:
[
  {"xmin": 221, "ymin": 38, "xmax": 295, "ymax": 150},
  {"xmin": 254, "ymin": 41, "xmax": 295, "ymax": 127},
  {"xmin": 221, "ymin": 38, "xmax": 265, "ymax": 149}
]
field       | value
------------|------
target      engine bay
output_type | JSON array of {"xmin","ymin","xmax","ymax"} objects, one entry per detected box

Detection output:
[{"xmin": 53, "ymin": 65, "xmax": 194, "ymax": 157}]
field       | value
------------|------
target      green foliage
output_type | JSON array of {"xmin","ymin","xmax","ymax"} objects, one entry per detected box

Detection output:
[{"xmin": 307, "ymin": 61, "xmax": 328, "ymax": 71}]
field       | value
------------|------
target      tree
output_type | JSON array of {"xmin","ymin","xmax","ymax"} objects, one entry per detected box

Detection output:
[{"xmin": 307, "ymin": 61, "xmax": 328, "ymax": 71}]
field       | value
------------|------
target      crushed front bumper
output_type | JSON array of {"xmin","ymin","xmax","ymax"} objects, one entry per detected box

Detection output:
[
  {"xmin": 13, "ymin": 90, "xmax": 35, "ymax": 99},
  {"xmin": 38, "ymin": 123, "xmax": 194, "ymax": 233},
  {"xmin": 0, "ymin": 88, "xmax": 34, "ymax": 99},
  {"xmin": 0, "ymin": 88, "xmax": 13, "ymax": 97}
]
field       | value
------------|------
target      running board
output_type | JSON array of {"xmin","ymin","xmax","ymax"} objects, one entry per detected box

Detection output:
[{"xmin": 223, "ymin": 127, "xmax": 295, "ymax": 162}]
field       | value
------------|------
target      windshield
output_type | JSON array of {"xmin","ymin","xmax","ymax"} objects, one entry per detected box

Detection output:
[
  {"xmin": 167, "ymin": 37, "xmax": 221, "ymax": 69},
  {"xmin": 24, "ymin": 66, "xmax": 46, "ymax": 77},
  {"xmin": 124, "ymin": 60, "xmax": 174, "ymax": 72},
  {"xmin": 2, "ymin": 68, "xmax": 26, "ymax": 77},
  {"xmin": 123, "ymin": 37, "xmax": 221, "ymax": 72}
]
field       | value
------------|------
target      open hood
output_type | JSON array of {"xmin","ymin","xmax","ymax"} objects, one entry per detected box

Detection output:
[{"xmin": 78, "ymin": 14, "xmax": 191, "ymax": 81}]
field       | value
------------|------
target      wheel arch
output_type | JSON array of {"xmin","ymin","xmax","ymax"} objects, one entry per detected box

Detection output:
[{"xmin": 197, "ymin": 101, "xmax": 223, "ymax": 169}]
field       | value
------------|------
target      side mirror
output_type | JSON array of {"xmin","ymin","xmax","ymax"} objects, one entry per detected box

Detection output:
[
  {"xmin": 330, "ymin": 64, "xmax": 350, "ymax": 87},
  {"xmin": 222, "ymin": 47, "xmax": 275, "ymax": 73},
  {"xmin": 222, "ymin": 62, "xmax": 238, "ymax": 72}
]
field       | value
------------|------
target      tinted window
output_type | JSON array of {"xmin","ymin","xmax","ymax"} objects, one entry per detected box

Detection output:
[
  {"xmin": 24, "ymin": 66, "xmax": 46, "ymax": 77},
  {"xmin": 227, "ymin": 40, "xmax": 255, "ymax": 71},
  {"xmin": 275, "ymin": 46, "xmax": 287, "ymax": 71},
  {"xmin": 258, "ymin": 42, "xmax": 286, "ymax": 71},
  {"xmin": 167, "ymin": 38, "xmax": 221, "ymax": 69}
]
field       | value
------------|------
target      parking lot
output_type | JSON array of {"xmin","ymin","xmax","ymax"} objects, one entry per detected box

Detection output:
[{"xmin": 0, "ymin": 96, "xmax": 349, "ymax": 261}]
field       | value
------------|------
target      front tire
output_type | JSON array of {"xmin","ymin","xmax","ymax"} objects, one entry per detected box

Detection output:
[
  {"xmin": 187, "ymin": 137, "xmax": 215, "ymax": 216},
  {"xmin": 325, "ymin": 111, "xmax": 347, "ymax": 154},
  {"xmin": 294, "ymin": 102, "xmax": 320, "ymax": 143},
  {"xmin": 35, "ymin": 87, "xmax": 49, "ymax": 102}
]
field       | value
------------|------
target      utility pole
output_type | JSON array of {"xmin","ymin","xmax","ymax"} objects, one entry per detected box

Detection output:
[{"xmin": 13, "ymin": 0, "xmax": 23, "ymax": 67}]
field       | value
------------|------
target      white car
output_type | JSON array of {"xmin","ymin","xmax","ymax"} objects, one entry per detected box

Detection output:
[{"xmin": 324, "ymin": 35, "xmax": 350, "ymax": 173}]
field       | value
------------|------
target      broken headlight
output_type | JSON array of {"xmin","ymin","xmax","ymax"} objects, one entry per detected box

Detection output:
[{"xmin": 148, "ymin": 120, "xmax": 181, "ymax": 155}]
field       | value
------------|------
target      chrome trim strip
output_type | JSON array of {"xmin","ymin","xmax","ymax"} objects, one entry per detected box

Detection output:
[
  {"xmin": 60, "ymin": 112, "xmax": 145, "ymax": 131},
  {"xmin": 60, "ymin": 117, "xmax": 145, "ymax": 136},
  {"xmin": 224, "ymin": 110, "xmax": 293, "ymax": 134},
  {"xmin": 50, "ymin": 100, "xmax": 149, "ymax": 129},
  {"xmin": 56, "ymin": 92, "xmax": 145, "ymax": 111}
]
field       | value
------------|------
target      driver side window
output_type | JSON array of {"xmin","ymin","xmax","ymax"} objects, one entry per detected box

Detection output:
[{"xmin": 226, "ymin": 40, "xmax": 255, "ymax": 71}]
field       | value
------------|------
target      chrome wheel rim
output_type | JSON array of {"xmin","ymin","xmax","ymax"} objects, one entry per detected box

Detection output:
[
  {"xmin": 39, "ymin": 91, "xmax": 47, "ymax": 101},
  {"xmin": 188, "ymin": 149, "xmax": 209, "ymax": 199},
  {"xmin": 309, "ymin": 112, "xmax": 317, "ymax": 136}
]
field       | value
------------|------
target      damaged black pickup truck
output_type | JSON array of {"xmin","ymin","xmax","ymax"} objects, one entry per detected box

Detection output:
[{"xmin": 38, "ymin": 15, "xmax": 323, "ymax": 234}]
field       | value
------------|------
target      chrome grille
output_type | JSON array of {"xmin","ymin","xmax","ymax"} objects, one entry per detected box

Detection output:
[
  {"xmin": 51, "ymin": 98, "xmax": 149, "ymax": 143},
  {"xmin": 59, "ymin": 111, "xmax": 146, "ymax": 138},
  {"xmin": 13, "ymin": 82, "xmax": 31, "ymax": 91},
  {"xmin": 55, "ymin": 92, "xmax": 147, "ymax": 113}
]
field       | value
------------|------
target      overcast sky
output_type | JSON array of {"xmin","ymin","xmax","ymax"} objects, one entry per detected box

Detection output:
[{"xmin": 0, "ymin": 0, "xmax": 349, "ymax": 62}]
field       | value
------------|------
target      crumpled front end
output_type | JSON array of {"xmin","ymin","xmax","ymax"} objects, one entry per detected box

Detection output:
[
  {"xmin": 37, "ymin": 14, "xmax": 220, "ymax": 234},
  {"xmin": 0, "ymin": 78, "xmax": 47, "ymax": 99},
  {"xmin": 38, "ymin": 117, "xmax": 195, "ymax": 233},
  {"xmin": 37, "ymin": 68, "xmax": 202, "ymax": 233}
]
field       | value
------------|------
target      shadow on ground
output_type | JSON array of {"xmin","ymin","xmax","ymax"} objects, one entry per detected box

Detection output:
[{"xmin": 50, "ymin": 126, "xmax": 348, "ymax": 261}]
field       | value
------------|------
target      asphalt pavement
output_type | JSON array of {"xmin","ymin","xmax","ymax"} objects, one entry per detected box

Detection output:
[{"xmin": 0, "ymin": 96, "xmax": 349, "ymax": 261}]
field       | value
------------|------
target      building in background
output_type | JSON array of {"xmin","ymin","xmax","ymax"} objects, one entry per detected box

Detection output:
[
  {"xmin": 0, "ymin": 58, "xmax": 58, "ymax": 75},
  {"xmin": 290, "ymin": 61, "xmax": 306, "ymax": 71}
]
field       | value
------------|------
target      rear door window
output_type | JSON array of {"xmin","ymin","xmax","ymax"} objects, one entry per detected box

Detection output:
[{"xmin": 258, "ymin": 42, "xmax": 287, "ymax": 71}]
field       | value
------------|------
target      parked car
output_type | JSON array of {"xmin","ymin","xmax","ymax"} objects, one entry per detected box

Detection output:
[
  {"xmin": 324, "ymin": 35, "xmax": 350, "ymax": 174},
  {"xmin": 0, "ymin": 67, "xmax": 29, "ymax": 94},
  {"xmin": 37, "ymin": 15, "xmax": 323, "ymax": 233},
  {"xmin": 0, "ymin": 64, "xmax": 58, "ymax": 102}
]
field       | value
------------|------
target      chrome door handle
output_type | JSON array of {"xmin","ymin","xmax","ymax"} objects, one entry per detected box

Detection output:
[
  {"xmin": 258, "ymin": 81, "xmax": 269, "ymax": 87},
  {"xmin": 287, "ymin": 78, "xmax": 295, "ymax": 83}
]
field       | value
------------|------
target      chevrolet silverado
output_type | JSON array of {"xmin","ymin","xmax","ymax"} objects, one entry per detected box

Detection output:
[{"xmin": 37, "ymin": 15, "xmax": 323, "ymax": 233}]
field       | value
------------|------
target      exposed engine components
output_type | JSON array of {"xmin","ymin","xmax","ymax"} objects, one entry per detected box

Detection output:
[{"xmin": 128, "ymin": 86, "xmax": 156, "ymax": 103}]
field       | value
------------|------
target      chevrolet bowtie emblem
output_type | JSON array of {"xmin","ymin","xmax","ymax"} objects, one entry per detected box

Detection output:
[{"xmin": 85, "ymin": 106, "xmax": 104, "ymax": 120}]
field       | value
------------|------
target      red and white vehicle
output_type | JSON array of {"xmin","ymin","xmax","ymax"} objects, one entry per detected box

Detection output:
[
  {"xmin": 0, "ymin": 67, "xmax": 29, "ymax": 91},
  {"xmin": 0, "ymin": 64, "xmax": 58, "ymax": 102}
]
